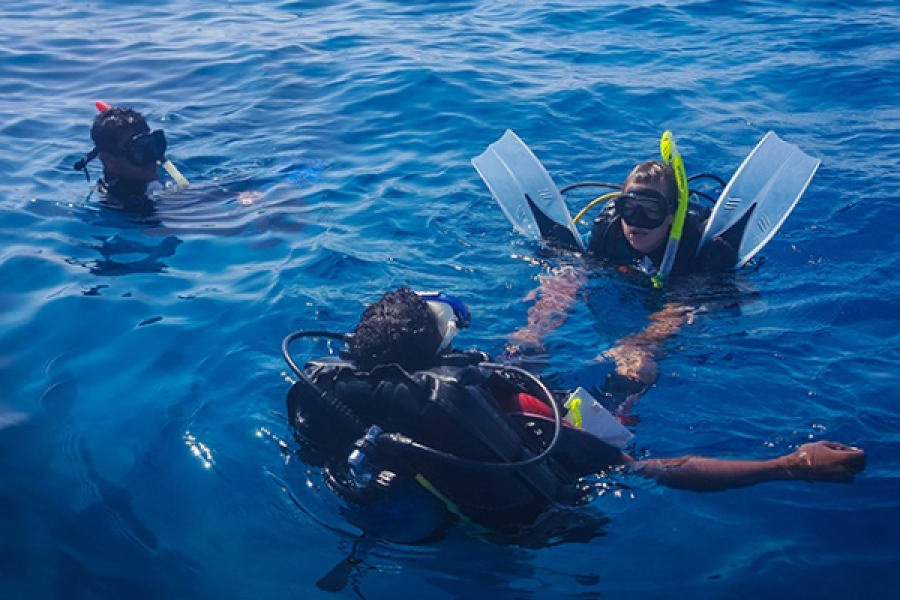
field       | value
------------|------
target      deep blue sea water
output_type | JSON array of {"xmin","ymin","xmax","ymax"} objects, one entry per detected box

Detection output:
[{"xmin": 2, "ymin": 1, "xmax": 899, "ymax": 598}]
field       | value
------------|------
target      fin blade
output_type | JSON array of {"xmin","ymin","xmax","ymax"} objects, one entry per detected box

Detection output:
[
  {"xmin": 473, "ymin": 130, "xmax": 584, "ymax": 250},
  {"xmin": 699, "ymin": 131, "xmax": 820, "ymax": 266}
]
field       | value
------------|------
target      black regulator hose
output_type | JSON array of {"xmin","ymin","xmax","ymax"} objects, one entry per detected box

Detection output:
[
  {"xmin": 562, "ymin": 175, "xmax": 724, "ymax": 197},
  {"xmin": 687, "ymin": 172, "xmax": 727, "ymax": 188},
  {"xmin": 282, "ymin": 330, "xmax": 348, "ymax": 381},
  {"xmin": 282, "ymin": 330, "xmax": 367, "ymax": 434},
  {"xmin": 559, "ymin": 181, "xmax": 621, "ymax": 194}
]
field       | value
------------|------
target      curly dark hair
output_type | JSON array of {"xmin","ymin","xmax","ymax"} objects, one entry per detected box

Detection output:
[
  {"xmin": 90, "ymin": 106, "xmax": 150, "ymax": 152},
  {"xmin": 623, "ymin": 160, "xmax": 679, "ymax": 214},
  {"xmin": 346, "ymin": 287, "xmax": 442, "ymax": 372}
]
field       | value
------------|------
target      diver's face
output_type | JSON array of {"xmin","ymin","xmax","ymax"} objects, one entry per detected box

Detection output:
[
  {"xmin": 98, "ymin": 128, "xmax": 160, "ymax": 183},
  {"xmin": 620, "ymin": 184, "xmax": 673, "ymax": 254}
]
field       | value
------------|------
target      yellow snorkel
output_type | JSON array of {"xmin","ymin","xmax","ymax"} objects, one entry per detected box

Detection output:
[{"xmin": 652, "ymin": 131, "xmax": 690, "ymax": 288}]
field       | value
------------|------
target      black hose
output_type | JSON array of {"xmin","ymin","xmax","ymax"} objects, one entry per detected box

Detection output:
[
  {"xmin": 687, "ymin": 172, "xmax": 727, "ymax": 187},
  {"xmin": 282, "ymin": 330, "xmax": 347, "ymax": 379},
  {"xmin": 559, "ymin": 181, "xmax": 622, "ymax": 194}
]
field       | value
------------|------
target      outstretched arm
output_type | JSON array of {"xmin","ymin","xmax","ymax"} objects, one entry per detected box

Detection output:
[{"xmin": 625, "ymin": 441, "xmax": 866, "ymax": 492}]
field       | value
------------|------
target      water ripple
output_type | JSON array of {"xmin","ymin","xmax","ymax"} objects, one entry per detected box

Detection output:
[{"xmin": 2, "ymin": 0, "xmax": 900, "ymax": 598}]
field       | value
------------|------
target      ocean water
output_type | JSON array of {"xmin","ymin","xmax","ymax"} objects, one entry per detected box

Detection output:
[{"xmin": 2, "ymin": 0, "xmax": 899, "ymax": 598}]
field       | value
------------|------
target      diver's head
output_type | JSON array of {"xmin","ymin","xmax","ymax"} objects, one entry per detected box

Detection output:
[
  {"xmin": 618, "ymin": 160, "xmax": 678, "ymax": 254},
  {"xmin": 346, "ymin": 287, "xmax": 470, "ymax": 372},
  {"xmin": 89, "ymin": 107, "xmax": 163, "ymax": 184}
]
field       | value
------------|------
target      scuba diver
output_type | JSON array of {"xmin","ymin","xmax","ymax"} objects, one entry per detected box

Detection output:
[
  {"xmin": 73, "ymin": 102, "xmax": 189, "ymax": 212},
  {"xmin": 507, "ymin": 159, "xmax": 740, "ymax": 410},
  {"xmin": 70, "ymin": 102, "xmax": 191, "ymax": 275},
  {"xmin": 283, "ymin": 287, "xmax": 865, "ymax": 545},
  {"xmin": 479, "ymin": 130, "xmax": 818, "ymax": 415}
]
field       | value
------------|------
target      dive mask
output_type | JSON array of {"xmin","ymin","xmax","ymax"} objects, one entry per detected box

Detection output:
[
  {"xmin": 416, "ymin": 291, "xmax": 471, "ymax": 353},
  {"xmin": 113, "ymin": 129, "xmax": 168, "ymax": 166},
  {"xmin": 614, "ymin": 188, "xmax": 673, "ymax": 229},
  {"xmin": 73, "ymin": 129, "xmax": 168, "ymax": 173}
]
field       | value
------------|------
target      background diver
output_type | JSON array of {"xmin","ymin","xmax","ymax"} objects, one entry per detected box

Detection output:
[
  {"xmin": 70, "ymin": 102, "xmax": 193, "ymax": 275},
  {"xmin": 73, "ymin": 102, "xmax": 189, "ymax": 212},
  {"xmin": 283, "ymin": 287, "xmax": 865, "ymax": 544}
]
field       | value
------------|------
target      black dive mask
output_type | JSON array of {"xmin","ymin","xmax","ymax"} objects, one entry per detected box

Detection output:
[
  {"xmin": 114, "ymin": 129, "xmax": 168, "ymax": 166},
  {"xmin": 73, "ymin": 129, "xmax": 168, "ymax": 177},
  {"xmin": 614, "ymin": 188, "xmax": 673, "ymax": 229}
]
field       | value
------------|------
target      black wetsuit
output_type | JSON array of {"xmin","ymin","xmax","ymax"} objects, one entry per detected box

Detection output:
[
  {"xmin": 98, "ymin": 178, "xmax": 156, "ymax": 214},
  {"xmin": 586, "ymin": 201, "xmax": 737, "ymax": 275}
]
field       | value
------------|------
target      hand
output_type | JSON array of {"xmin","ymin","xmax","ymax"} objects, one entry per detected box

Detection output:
[
  {"xmin": 603, "ymin": 343, "xmax": 658, "ymax": 385},
  {"xmin": 507, "ymin": 329, "xmax": 544, "ymax": 352},
  {"xmin": 777, "ymin": 441, "xmax": 866, "ymax": 483}
]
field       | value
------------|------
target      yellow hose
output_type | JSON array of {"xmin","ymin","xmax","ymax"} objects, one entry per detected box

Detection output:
[{"xmin": 573, "ymin": 192, "xmax": 619, "ymax": 224}]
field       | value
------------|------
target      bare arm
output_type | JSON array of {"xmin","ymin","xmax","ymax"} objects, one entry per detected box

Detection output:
[
  {"xmin": 625, "ymin": 441, "xmax": 866, "ymax": 492},
  {"xmin": 506, "ymin": 266, "xmax": 691, "ymax": 394},
  {"xmin": 602, "ymin": 301, "xmax": 694, "ymax": 385},
  {"xmin": 506, "ymin": 264, "xmax": 587, "ymax": 352}
]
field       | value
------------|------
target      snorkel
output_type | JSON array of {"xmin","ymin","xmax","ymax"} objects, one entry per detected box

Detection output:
[
  {"xmin": 651, "ymin": 131, "xmax": 690, "ymax": 288},
  {"xmin": 76, "ymin": 101, "xmax": 190, "ymax": 189}
]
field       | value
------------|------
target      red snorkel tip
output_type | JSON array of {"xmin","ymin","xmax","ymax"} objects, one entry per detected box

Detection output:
[{"xmin": 95, "ymin": 101, "xmax": 113, "ymax": 113}]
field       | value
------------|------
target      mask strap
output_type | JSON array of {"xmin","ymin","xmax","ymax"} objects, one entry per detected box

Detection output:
[{"xmin": 73, "ymin": 148, "xmax": 99, "ymax": 182}]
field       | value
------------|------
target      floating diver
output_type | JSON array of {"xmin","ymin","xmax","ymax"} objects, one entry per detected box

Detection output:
[
  {"xmin": 283, "ymin": 287, "xmax": 864, "ymax": 546},
  {"xmin": 73, "ymin": 101, "xmax": 189, "ymax": 212},
  {"xmin": 474, "ymin": 130, "xmax": 821, "ymax": 410}
]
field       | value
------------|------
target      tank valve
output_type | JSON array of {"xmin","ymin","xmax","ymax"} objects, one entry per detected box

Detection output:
[{"xmin": 347, "ymin": 425, "xmax": 383, "ymax": 486}]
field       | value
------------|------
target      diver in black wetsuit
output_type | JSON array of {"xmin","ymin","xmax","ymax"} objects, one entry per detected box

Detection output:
[
  {"xmin": 508, "ymin": 160, "xmax": 746, "ymax": 411},
  {"xmin": 284, "ymin": 287, "xmax": 865, "ymax": 544},
  {"xmin": 73, "ymin": 104, "xmax": 171, "ymax": 213}
]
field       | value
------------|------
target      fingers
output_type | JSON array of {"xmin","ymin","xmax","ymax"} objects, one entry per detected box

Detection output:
[
  {"xmin": 817, "ymin": 442, "xmax": 866, "ymax": 470},
  {"xmin": 817, "ymin": 441, "xmax": 855, "ymax": 452},
  {"xmin": 848, "ymin": 448, "xmax": 867, "ymax": 473},
  {"xmin": 796, "ymin": 441, "xmax": 867, "ymax": 481}
]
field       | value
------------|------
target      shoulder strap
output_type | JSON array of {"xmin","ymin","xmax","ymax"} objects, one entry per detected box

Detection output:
[{"xmin": 588, "ymin": 204, "xmax": 626, "ymax": 260}]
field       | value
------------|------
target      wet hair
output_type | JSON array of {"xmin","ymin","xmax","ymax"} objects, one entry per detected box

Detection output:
[
  {"xmin": 622, "ymin": 160, "xmax": 679, "ymax": 213},
  {"xmin": 90, "ymin": 107, "xmax": 150, "ymax": 152},
  {"xmin": 346, "ymin": 286, "xmax": 442, "ymax": 372}
]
